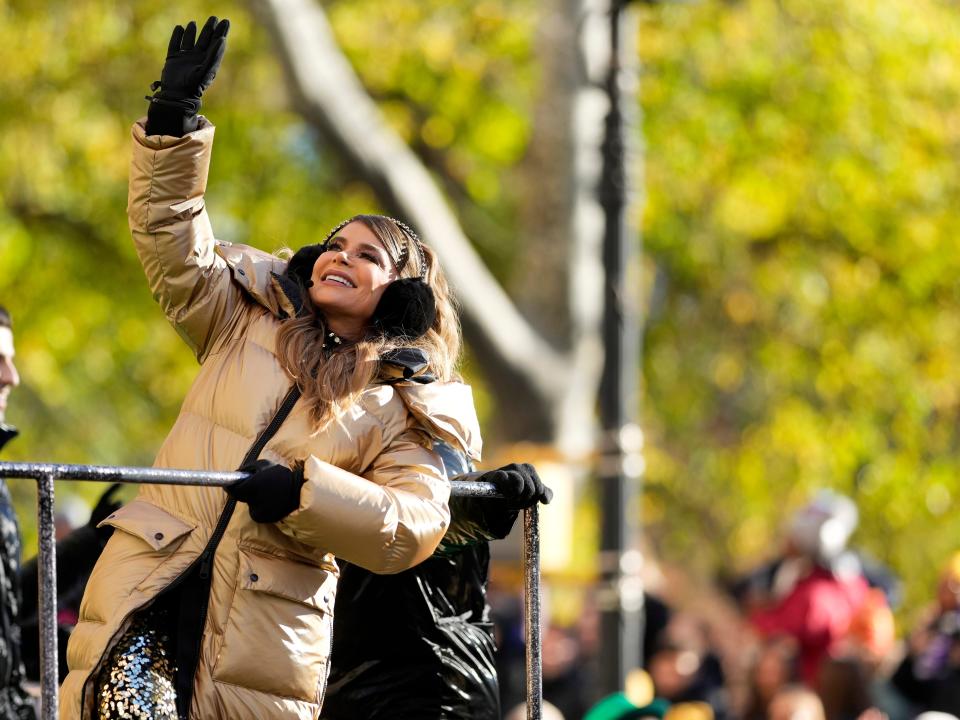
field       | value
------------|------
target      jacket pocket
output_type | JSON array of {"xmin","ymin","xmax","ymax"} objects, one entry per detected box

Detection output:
[
  {"xmin": 213, "ymin": 548, "xmax": 336, "ymax": 702},
  {"xmin": 97, "ymin": 499, "xmax": 195, "ymax": 551},
  {"xmin": 79, "ymin": 501, "xmax": 196, "ymax": 626}
]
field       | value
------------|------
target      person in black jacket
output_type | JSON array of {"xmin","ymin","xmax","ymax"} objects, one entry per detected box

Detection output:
[
  {"xmin": 0, "ymin": 305, "xmax": 37, "ymax": 720},
  {"xmin": 0, "ymin": 307, "xmax": 123, "ymax": 704},
  {"xmin": 17, "ymin": 484, "xmax": 122, "ymax": 683},
  {"xmin": 321, "ymin": 446, "xmax": 551, "ymax": 720}
]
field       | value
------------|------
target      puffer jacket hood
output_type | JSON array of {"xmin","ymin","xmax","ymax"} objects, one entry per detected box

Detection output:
[
  {"xmin": 60, "ymin": 117, "xmax": 480, "ymax": 720},
  {"xmin": 393, "ymin": 381, "xmax": 481, "ymax": 462}
]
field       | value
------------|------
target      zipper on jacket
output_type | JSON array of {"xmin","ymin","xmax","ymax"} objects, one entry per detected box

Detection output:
[
  {"xmin": 196, "ymin": 497, "xmax": 236, "ymax": 582},
  {"xmin": 81, "ymin": 385, "xmax": 302, "ymax": 720},
  {"xmin": 316, "ymin": 602, "xmax": 335, "ymax": 709},
  {"xmin": 239, "ymin": 385, "xmax": 302, "ymax": 468},
  {"xmin": 175, "ymin": 497, "xmax": 237, "ymax": 719},
  {"xmin": 77, "ymin": 488, "xmax": 243, "ymax": 720},
  {"xmin": 175, "ymin": 384, "xmax": 302, "ymax": 719}
]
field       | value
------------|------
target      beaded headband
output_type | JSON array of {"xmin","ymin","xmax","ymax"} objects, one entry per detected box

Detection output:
[{"xmin": 322, "ymin": 215, "xmax": 427, "ymax": 280}]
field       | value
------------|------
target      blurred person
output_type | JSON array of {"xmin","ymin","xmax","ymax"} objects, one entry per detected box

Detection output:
[
  {"xmin": 767, "ymin": 685, "xmax": 825, "ymax": 720},
  {"xmin": 644, "ymin": 593, "xmax": 674, "ymax": 670},
  {"xmin": 584, "ymin": 685, "xmax": 716, "ymax": 720},
  {"xmin": 18, "ymin": 485, "xmax": 123, "ymax": 683},
  {"xmin": 494, "ymin": 586, "xmax": 595, "ymax": 719},
  {"xmin": 584, "ymin": 698, "xmax": 713, "ymax": 720},
  {"xmin": 733, "ymin": 490, "xmax": 900, "ymax": 610},
  {"xmin": 541, "ymin": 620, "xmax": 592, "ymax": 719},
  {"xmin": 840, "ymin": 588, "xmax": 896, "ymax": 669},
  {"xmin": 888, "ymin": 551, "xmax": 960, "ymax": 717},
  {"xmin": 828, "ymin": 588, "xmax": 911, "ymax": 720},
  {"xmin": 647, "ymin": 614, "xmax": 729, "ymax": 720},
  {"xmin": 0, "ymin": 305, "xmax": 36, "ymax": 719},
  {"xmin": 743, "ymin": 636, "xmax": 802, "ymax": 720},
  {"xmin": 491, "ymin": 581, "xmax": 527, "ymax": 711},
  {"xmin": 321, "ymin": 455, "xmax": 552, "ymax": 720},
  {"xmin": 61, "ymin": 17, "xmax": 480, "ymax": 720},
  {"xmin": 816, "ymin": 657, "xmax": 875, "ymax": 720},
  {"xmin": 746, "ymin": 491, "xmax": 870, "ymax": 685},
  {"xmin": 584, "ymin": 688, "xmax": 670, "ymax": 720},
  {"xmin": 54, "ymin": 508, "xmax": 78, "ymax": 543}
]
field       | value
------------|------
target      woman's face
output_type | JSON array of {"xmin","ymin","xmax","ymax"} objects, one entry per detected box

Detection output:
[{"xmin": 308, "ymin": 221, "xmax": 398, "ymax": 336}]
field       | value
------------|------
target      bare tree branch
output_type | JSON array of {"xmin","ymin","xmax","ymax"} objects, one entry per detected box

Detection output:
[{"xmin": 251, "ymin": 0, "xmax": 571, "ymax": 435}]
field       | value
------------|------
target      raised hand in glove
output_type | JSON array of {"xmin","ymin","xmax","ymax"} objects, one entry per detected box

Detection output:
[
  {"xmin": 226, "ymin": 459, "xmax": 305, "ymax": 524},
  {"xmin": 145, "ymin": 16, "xmax": 230, "ymax": 137}
]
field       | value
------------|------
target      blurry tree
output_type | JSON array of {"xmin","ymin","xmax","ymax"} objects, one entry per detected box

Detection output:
[
  {"xmin": 639, "ymin": 0, "xmax": 960, "ymax": 612},
  {"xmin": 253, "ymin": 0, "xmax": 611, "ymax": 454},
  {"xmin": 2, "ymin": 0, "xmax": 960, "ymax": 618}
]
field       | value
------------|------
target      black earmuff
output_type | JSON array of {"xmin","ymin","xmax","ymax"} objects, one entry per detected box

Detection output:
[
  {"xmin": 284, "ymin": 243, "xmax": 325, "ymax": 291},
  {"xmin": 371, "ymin": 278, "xmax": 436, "ymax": 341}
]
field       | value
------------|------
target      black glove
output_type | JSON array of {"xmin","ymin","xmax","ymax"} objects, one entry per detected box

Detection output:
[
  {"xmin": 0, "ymin": 423, "xmax": 18, "ymax": 454},
  {"xmin": 145, "ymin": 16, "xmax": 230, "ymax": 137},
  {"xmin": 473, "ymin": 463, "xmax": 552, "ymax": 539},
  {"xmin": 483, "ymin": 463, "xmax": 553, "ymax": 510},
  {"xmin": 89, "ymin": 483, "xmax": 124, "ymax": 545},
  {"xmin": 226, "ymin": 460, "xmax": 305, "ymax": 524}
]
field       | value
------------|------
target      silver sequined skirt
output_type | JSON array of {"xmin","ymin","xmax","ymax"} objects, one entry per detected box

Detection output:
[{"xmin": 95, "ymin": 609, "xmax": 178, "ymax": 720}]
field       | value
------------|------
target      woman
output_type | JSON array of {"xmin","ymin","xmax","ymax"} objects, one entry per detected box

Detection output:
[{"xmin": 60, "ymin": 17, "xmax": 481, "ymax": 720}]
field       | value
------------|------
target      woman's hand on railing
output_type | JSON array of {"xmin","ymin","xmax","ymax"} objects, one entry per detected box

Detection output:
[
  {"xmin": 226, "ymin": 460, "xmax": 304, "ymax": 523},
  {"xmin": 480, "ymin": 463, "xmax": 552, "ymax": 510},
  {"xmin": 451, "ymin": 463, "xmax": 552, "ymax": 541}
]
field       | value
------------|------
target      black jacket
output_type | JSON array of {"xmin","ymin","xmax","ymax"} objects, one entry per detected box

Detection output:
[
  {"xmin": 321, "ymin": 443, "xmax": 517, "ymax": 720},
  {"xmin": 18, "ymin": 524, "xmax": 103, "ymax": 682},
  {"xmin": 891, "ymin": 613, "xmax": 960, "ymax": 716},
  {"xmin": 0, "ymin": 426, "xmax": 37, "ymax": 720}
]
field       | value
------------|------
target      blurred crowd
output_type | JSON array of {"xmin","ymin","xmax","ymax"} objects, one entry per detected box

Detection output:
[{"xmin": 493, "ymin": 491, "xmax": 960, "ymax": 720}]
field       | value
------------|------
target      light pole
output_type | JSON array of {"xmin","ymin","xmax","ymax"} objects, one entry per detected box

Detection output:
[{"xmin": 597, "ymin": 0, "xmax": 644, "ymax": 695}]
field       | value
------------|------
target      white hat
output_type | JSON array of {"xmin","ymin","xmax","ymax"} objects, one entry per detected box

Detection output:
[{"xmin": 788, "ymin": 490, "xmax": 858, "ymax": 562}]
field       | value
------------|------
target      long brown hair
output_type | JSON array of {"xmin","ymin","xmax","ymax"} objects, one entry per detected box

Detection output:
[{"xmin": 275, "ymin": 215, "xmax": 461, "ymax": 430}]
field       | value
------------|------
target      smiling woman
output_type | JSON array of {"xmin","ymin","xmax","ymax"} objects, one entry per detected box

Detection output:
[
  {"xmin": 276, "ymin": 214, "xmax": 458, "ymax": 433},
  {"xmin": 59, "ymin": 16, "xmax": 480, "ymax": 720}
]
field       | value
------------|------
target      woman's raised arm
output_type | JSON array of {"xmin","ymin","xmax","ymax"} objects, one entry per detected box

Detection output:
[{"xmin": 128, "ymin": 18, "xmax": 240, "ymax": 362}]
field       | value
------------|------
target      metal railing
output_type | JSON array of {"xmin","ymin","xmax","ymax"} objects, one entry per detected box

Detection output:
[{"xmin": 0, "ymin": 462, "xmax": 542, "ymax": 720}]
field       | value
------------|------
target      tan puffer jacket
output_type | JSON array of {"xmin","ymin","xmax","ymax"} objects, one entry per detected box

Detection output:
[{"xmin": 59, "ymin": 118, "xmax": 482, "ymax": 720}]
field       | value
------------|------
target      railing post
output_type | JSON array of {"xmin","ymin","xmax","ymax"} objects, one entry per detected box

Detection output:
[
  {"xmin": 523, "ymin": 503, "xmax": 542, "ymax": 720},
  {"xmin": 37, "ymin": 471, "xmax": 59, "ymax": 720},
  {"xmin": 0, "ymin": 462, "xmax": 537, "ymax": 719}
]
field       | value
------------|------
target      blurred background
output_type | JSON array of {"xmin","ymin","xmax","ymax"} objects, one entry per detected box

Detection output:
[{"xmin": 3, "ymin": 0, "xmax": 960, "ymax": 717}]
